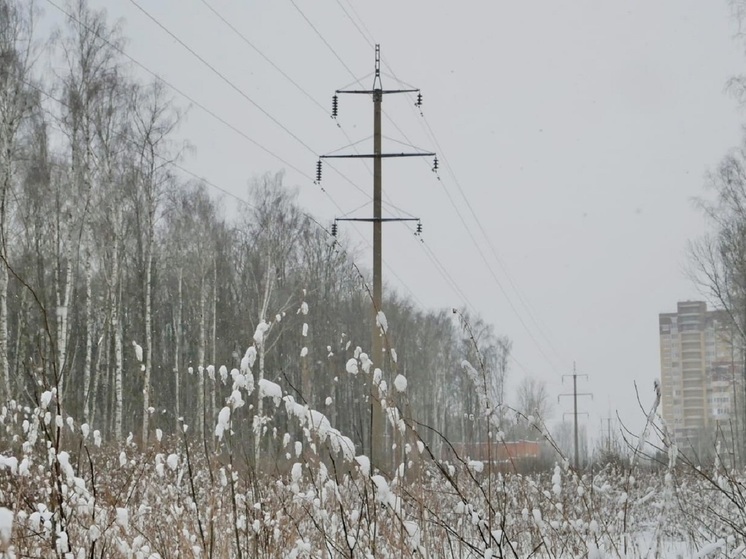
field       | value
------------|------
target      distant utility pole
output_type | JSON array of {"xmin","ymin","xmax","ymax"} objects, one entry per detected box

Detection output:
[
  {"xmin": 318, "ymin": 45, "xmax": 435, "ymax": 472},
  {"xmin": 558, "ymin": 362, "xmax": 592, "ymax": 469}
]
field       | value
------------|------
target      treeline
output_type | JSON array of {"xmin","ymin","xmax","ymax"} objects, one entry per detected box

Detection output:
[{"xmin": 0, "ymin": 0, "xmax": 514, "ymax": 456}]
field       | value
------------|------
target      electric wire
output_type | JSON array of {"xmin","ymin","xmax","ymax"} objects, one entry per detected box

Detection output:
[
  {"xmin": 127, "ymin": 0, "xmax": 318, "ymax": 156},
  {"xmin": 384, "ymin": 63, "xmax": 570, "ymax": 373},
  {"xmin": 383, "ymin": 93, "xmax": 566, "ymax": 375},
  {"xmin": 43, "ymin": 0, "xmax": 311, "ymax": 181},
  {"xmin": 44, "ymin": 2, "xmax": 427, "ymax": 311},
  {"xmin": 421, "ymin": 113, "xmax": 571, "ymax": 370},
  {"xmin": 334, "ymin": 0, "xmax": 375, "ymax": 49},
  {"xmin": 332, "ymin": 2, "xmax": 568, "ymax": 376},
  {"xmin": 23, "ymin": 77, "xmax": 430, "ymax": 314},
  {"xmin": 70, "ymin": 0, "xmax": 525, "ymax": 363},
  {"xmin": 184, "ymin": 1, "xmax": 544, "ymax": 378},
  {"xmin": 376, "ymin": 46, "xmax": 571, "ymax": 371},
  {"xmin": 118, "ymin": 1, "xmax": 427, "ymax": 309},
  {"xmin": 48, "ymin": 0, "xmax": 380, "ymax": 218},
  {"xmin": 288, "ymin": 0, "xmax": 364, "ymax": 89},
  {"xmin": 279, "ymin": 2, "xmax": 528, "ymax": 347},
  {"xmin": 196, "ymin": 0, "xmax": 328, "ymax": 115},
  {"xmin": 194, "ymin": 0, "xmax": 378, "ymax": 188}
]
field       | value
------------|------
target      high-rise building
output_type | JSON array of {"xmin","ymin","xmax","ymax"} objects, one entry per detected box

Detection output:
[{"xmin": 659, "ymin": 301, "xmax": 742, "ymax": 459}]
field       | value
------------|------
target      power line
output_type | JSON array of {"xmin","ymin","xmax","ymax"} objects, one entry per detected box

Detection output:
[
  {"xmin": 186, "ymin": 3, "xmax": 462, "ymax": 322},
  {"xmin": 33, "ymin": 11, "xmax": 428, "ymax": 313},
  {"xmin": 50, "ymin": 0, "xmax": 382, "ymax": 224},
  {"xmin": 288, "ymin": 0, "xmax": 363, "ymax": 88},
  {"xmin": 162, "ymin": 5, "xmax": 542, "ymax": 380},
  {"xmin": 196, "ymin": 0, "xmax": 328, "ymax": 114},
  {"xmin": 28, "ymin": 40, "xmax": 524, "ymax": 379},
  {"xmin": 63, "ymin": 0, "xmax": 552, "ymax": 374},
  {"xmin": 127, "ymin": 0, "xmax": 317, "ymax": 155},
  {"xmin": 330, "ymin": 4, "xmax": 569, "ymax": 377},
  {"xmin": 336, "ymin": 0, "xmax": 376, "ymax": 48},
  {"xmin": 285, "ymin": 2, "xmax": 561, "ymax": 376},
  {"xmin": 21, "ymin": 78, "xmax": 409, "ymax": 315},
  {"xmin": 420, "ymin": 113, "xmax": 570, "ymax": 370},
  {"xmin": 48, "ymin": 0, "xmax": 516, "ymax": 338},
  {"xmin": 44, "ymin": 0, "xmax": 311, "ymax": 181},
  {"xmin": 395, "ymin": 75, "xmax": 570, "ymax": 370},
  {"xmin": 194, "ymin": 0, "xmax": 379, "ymax": 186},
  {"xmin": 334, "ymin": 5, "xmax": 568, "ymax": 373}
]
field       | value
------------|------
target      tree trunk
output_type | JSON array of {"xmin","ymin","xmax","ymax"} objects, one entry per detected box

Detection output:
[
  {"xmin": 142, "ymin": 235, "xmax": 153, "ymax": 443},
  {"xmin": 55, "ymin": 232, "xmax": 75, "ymax": 403},
  {"xmin": 254, "ymin": 264, "xmax": 273, "ymax": 466},
  {"xmin": 0, "ymin": 104, "xmax": 10, "ymax": 403},
  {"xmin": 210, "ymin": 259, "xmax": 217, "ymax": 429},
  {"xmin": 10, "ymin": 287, "xmax": 25, "ymax": 396},
  {"xmin": 197, "ymin": 274, "xmax": 206, "ymax": 439},
  {"xmin": 0, "ymin": 263, "xmax": 8, "ymax": 400},
  {"xmin": 111, "ymin": 235, "xmax": 123, "ymax": 441},
  {"xmin": 83, "ymin": 243, "xmax": 93, "ymax": 423},
  {"xmin": 90, "ymin": 319, "xmax": 106, "ymax": 429},
  {"xmin": 174, "ymin": 269, "xmax": 182, "ymax": 434}
]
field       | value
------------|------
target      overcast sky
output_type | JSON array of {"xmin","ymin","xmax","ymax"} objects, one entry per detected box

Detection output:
[{"xmin": 42, "ymin": 0, "xmax": 746, "ymax": 443}]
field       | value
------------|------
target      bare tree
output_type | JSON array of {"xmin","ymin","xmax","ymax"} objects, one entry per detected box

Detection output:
[
  {"xmin": 129, "ymin": 79, "xmax": 180, "ymax": 443},
  {"xmin": 511, "ymin": 376, "xmax": 552, "ymax": 441},
  {"xmin": 0, "ymin": 0, "xmax": 37, "ymax": 401},
  {"xmin": 55, "ymin": 0, "xmax": 127, "ymax": 414},
  {"xmin": 516, "ymin": 376, "xmax": 552, "ymax": 421},
  {"xmin": 688, "ymin": 138, "xmax": 746, "ymax": 341}
]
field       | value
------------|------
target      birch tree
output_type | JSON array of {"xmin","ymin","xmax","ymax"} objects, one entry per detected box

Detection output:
[
  {"xmin": 689, "ymin": 138, "xmax": 746, "ymax": 342},
  {"xmin": 57, "ymin": 0, "xmax": 125, "ymax": 406},
  {"xmin": 0, "ymin": 0, "xmax": 37, "ymax": 401},
  {"xmin": 130, "ymin": 79, "xmax": 179, "ymax": 443}
]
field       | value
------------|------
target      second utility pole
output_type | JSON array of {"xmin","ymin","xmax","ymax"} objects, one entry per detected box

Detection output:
[
  {"xmin": 559, "ymin": 362, "xmax": 592, "ymax": 469},
  {"xmin": 321, "ymin": 45, "xmax": 434, "ymax": 472}
]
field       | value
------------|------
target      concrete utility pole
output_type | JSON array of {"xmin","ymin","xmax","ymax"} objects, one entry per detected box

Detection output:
[
  {"xmin": 320, "ymin": 45, "xmax": 435, "ymax": 472},
  {"xmin": 559, "ymin": 362, "xmax": 592, "ymax": 469}
]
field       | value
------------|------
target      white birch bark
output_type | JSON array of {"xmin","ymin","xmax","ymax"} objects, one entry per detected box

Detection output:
[
  {"xmin": 55, "ymin": 236, "xmax": 74, "ymax": 400},
  {"xmin": 142, "ymin": 232, "xmax": 153, "ymax": 442},
  {"xmin": 210, "ymin": 259, "xmax": 217, "ymax": 426},
  {"xmin": 0, "ymin": 265, "xmax": 8, "ymax": 399},
  {"xmin": 254, "ymin": 263, "xmax": 273, "ymax": 466},
  {"xmin": 0, "ymin": 130, "xmax": 9, "ymax": 397},
  {"xmin": 174, "ymin": 268, "xmax": 182, "ymax": 433},
  {"xmin": 110, "ymin": 234, "xmax": 123, "ymax": 441},
  {"xmin": 89, "ymin": 319, "xmax": 105, "ymax": 428},
  {"xmin": 82, "ymin": 240, "xmax": 93, "ymax": 422},
  {"xmin": 0, "ymin": 0, "xmax": 34, "ymax": 402},
  {"xmin": 197, "ymin": 274, "xmax": 206, "ymax": 438}
]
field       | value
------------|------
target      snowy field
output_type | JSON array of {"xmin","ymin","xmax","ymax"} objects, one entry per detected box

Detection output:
[{"xmin": 0, "ymin": 378, "xmax": 744, "ymax": 558}]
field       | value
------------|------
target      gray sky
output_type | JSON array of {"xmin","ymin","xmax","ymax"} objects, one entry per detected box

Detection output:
[{"xmin": 43, "ymin": 0, "xmax": 746, "ymax": 443}]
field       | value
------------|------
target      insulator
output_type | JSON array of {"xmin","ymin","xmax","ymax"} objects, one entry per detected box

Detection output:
[
  {"xmin": 416, "ymin": 221, "xmax": 422, "ymax": 235},
  {"xmin": 416, "ymin": 92, "xmax": 422, "ymax": 107},
  {"xmin": 331, "ymin": 222, "xmax": 338, "ymax": 237},
  {"xmin": 332, "ymin": 94, "xmax": 338, "ymax": 118},
  {"xmin": 316, "ymin": 160, "xmax": 322, "ymax": 183},
  {"xmin": 432, "ymin": 156, "xmax": 439, "ymax": 172}
]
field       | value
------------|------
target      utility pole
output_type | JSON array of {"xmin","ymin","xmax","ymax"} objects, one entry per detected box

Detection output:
[
  {"xmin": 319, "ymin": 45, "xmax": 435, "ymax": 472},
  {"xmin": 558, "ymin": 362, "xmax": 592, "ymax": 469}
]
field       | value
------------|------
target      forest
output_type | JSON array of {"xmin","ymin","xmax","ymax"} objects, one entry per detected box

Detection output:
[{"xmin": 0, "ymin": 0, "xmax": 529, "ymax": 465}]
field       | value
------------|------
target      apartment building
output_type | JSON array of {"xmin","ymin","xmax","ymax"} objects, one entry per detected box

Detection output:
[{"xmin": 659, "ymin": 301, "xmax": 742, "ymax": 456}]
